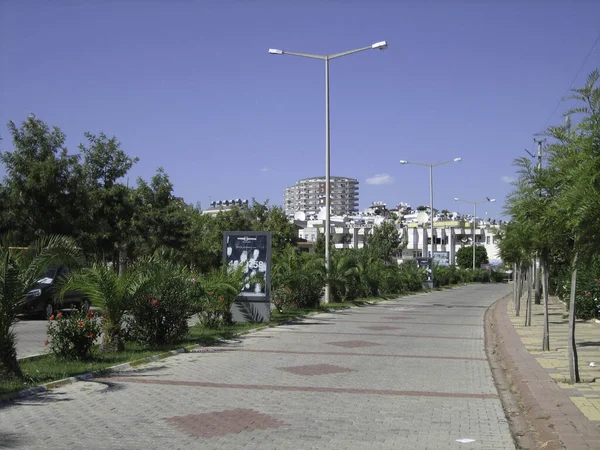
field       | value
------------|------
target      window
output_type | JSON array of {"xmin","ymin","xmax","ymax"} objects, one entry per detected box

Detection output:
[{"xmin": 487, "ymin": 236, "xmax": 490, "ymax": 244}]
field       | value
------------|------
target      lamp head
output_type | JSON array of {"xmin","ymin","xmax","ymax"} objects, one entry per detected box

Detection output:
[
  {"xmin": 399, "ymin": 160, "xmax": 408, "ymax": 165},
  {"xmin": 372, "ymin": 41, "xmax": 388, "ymax": 50},
  {"xmin": 268, "ymin": 48, "xmax": 283, "ymax": 55},
  {"xmin": 453, "ymin": 157, "xmax": 462, "ymax": 162},
  {"xmin": 454, "ymin": 198, "xmax": 460, "ymax": 201}
]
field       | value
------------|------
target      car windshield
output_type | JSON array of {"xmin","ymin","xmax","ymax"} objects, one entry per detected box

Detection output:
[{"xmin": 36, "ymin": 267, "xmax": 58, "ymax": 284}]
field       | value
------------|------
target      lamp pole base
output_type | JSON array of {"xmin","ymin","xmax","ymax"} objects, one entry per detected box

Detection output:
[{"xmin": 423, "ymin": 280, "xmax": 434, "ymax": 290}]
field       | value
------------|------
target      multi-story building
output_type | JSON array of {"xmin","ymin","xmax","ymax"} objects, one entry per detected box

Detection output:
[{"xmin": 284, "ymin": 176, "xmax": 359, "ymax": 218}]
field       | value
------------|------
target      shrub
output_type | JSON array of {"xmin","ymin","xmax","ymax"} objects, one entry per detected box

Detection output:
[
  {"xmin": 195, "ymin": 265, "xmax": 249, "ymax": 328},
  {"xmin": 556, "ymin": 257, "xmax": 600, "ymax": 320},
  {"xmin": 127, "ymin": 265, "xmax": 197, "ymax": 346},
  {"xmin": 378, "ymin": 266, "xmax": 406, "ymax": 295},
  {"xmin": 46, "ymin": 310, "xmax": 101, "ymax": 360},
  {"xmin": 397, "ymin": 261, "xmax": 424, "ymax": 292},
  {"xmin": 272, "ymin": 247, "xmax": 325, "ymax": 309}
]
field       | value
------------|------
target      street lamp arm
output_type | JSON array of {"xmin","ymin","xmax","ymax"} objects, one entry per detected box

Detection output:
[
  {"xmin": 399, "ymin": 160, "xmax": 431, "ymax": 167},
  {"xmin": 329, "ymin": 45, "xmax": 373, "ymax": 60},
  {"xmin": 431, "ymin": 158, "xmax": 461, "ymax": 167},
  {"xmin": 400, "ymin": 158, "xmax": 461, "ymax": 168},
  {"xmin": 274, "ymin": 50, "xmax": 326, "ymax": 60}
]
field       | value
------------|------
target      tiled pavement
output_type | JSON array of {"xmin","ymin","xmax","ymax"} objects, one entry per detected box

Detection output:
[
  {"xmin": 504, "ymin": 292, "xmax": 600, "ymax": 447},
  {"xmin": 0, "ymin": 284, "xmax": 514, "ymax": 450}
]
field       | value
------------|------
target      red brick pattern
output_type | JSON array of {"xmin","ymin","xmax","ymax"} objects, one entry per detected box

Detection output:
[
  {"xmin": 325, "ymin": 340, "xmax": 383, "ymax": 348},
  {"xmin": 279, "ymin": 364, "xmax": 354, "ymax": 376},
  {"xmin": 105, "ymin": 376, "xmax": 500, "ymax": 399},
  {"xmin": 166, "ymin": 408, "xmax": 286, "ymax": 438}
]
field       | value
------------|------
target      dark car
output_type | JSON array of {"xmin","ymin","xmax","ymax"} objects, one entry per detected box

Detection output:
[{"xmin": 24, "ymin": 266, "xmax": 91, "ymax": 318}]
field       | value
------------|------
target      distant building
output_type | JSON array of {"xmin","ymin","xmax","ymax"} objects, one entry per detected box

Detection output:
[
  {"xmin": 284, "ymin": 176, "xmax": 359, "ymax": 218},
  {"xmin": 202, "ymin": 199, "xmax": 249, "ymax": 216}
]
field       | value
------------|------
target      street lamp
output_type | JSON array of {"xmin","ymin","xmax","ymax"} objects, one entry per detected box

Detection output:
[
  {"xmin": 269, "ymin": 41, "xmax": 388, "ymax": 303},
  {"xmin": 454, "ymin": 197, "xmax": 496, "ymax": 270},
  {"xmin": 399, "ymin": 158, "xmax": 462, "ymax": 288}
]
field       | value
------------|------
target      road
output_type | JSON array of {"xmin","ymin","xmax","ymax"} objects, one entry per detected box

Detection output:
[
  {"xmin": 13, "ymin": 316, "xmax": 49, "ymax": 359},
  {"xmin": 3, "ymin": 284, "xmax": 514, "ymax": 449}
]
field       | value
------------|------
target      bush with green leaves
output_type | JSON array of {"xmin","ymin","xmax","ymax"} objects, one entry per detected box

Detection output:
[
  {"xmin": 272, "ymin": 247, "xmax": 325, "ymax": 309},
  {"xmin": 455, "ymin": 245, "xmax": 489, "ymax": 270},
  {"xmin": 46, "ymin": 310, "xmax": 101, "ymax": 360},
  {"xmin": 127, "ymin": 259, "xmax": 197, "ymax": 345},
  {"xmin": 555, "ymin": 256, "xmax": 600, "ymax": 320},
  {"xmin": 398, "ymin": 260, "xmax": 425, "ymax": 292},
  {"xmin": 195, "ymin": 264, "xmax": 249, "ymax": 328}
]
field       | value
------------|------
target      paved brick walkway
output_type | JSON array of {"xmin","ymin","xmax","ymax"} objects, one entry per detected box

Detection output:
[{"xmin": 0, "ymin": 284, "xmax": 514, "ymax": 450}]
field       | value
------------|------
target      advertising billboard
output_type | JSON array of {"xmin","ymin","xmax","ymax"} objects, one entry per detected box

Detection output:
[
  {"xmin": 432, "ymin": 251, "xmax": 450, "ymax": 266},
  {"xmin": 223, "ymin": 232, "xmax": 272, "ymax": 322}
]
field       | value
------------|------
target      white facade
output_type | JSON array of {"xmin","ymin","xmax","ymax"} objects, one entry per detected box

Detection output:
[
  {"xmin": 295, "ymin": 216, "xmax": 501, "ymax": 266},
  {"xmin": 401, "ymin": 220, "xmax": 500, "ymax": 265}
]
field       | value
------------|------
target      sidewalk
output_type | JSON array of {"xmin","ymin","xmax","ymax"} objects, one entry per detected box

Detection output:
[
  {"xmin": 0, "ymin": 284, "xmax": 513, "ymax": 450},
  {"xmin": 490, "ymin": 291, "xmax": 600, "ymax": 449}
]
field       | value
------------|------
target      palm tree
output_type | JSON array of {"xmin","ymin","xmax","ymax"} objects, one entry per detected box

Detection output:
[
  {"xmin": 0, "ymin": 235, "xmax": 82, "ymax": 381},
  {"xmin": 60, "ymin": 262, "xmax": 152, "ymax": 352}
]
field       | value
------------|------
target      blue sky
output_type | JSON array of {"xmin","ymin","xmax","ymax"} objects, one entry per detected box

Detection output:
[{"xmin": 1, "ymin": 0, "xmax": 599, "ymax": 219}]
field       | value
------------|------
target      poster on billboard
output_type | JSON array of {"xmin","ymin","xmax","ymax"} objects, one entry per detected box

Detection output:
[
  {"xmin": 223, "ymin": 232, "xmax": 271, "ymax": 322},
  {"xmin": 432, "ymin": 251, "xmax": 450, "ymax": 266}
]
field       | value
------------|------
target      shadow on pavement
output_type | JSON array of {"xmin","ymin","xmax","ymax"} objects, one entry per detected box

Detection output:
[
  {"xmin": 0, "ymin": 390, "xmax": 72, "ymax": 409},
  {"xmin": 0, "ymin": 432, "xmax": 26, "ymax": 448}
]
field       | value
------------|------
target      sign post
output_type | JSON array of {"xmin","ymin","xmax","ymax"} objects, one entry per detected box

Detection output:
[
  {"xmin": 223, "ymin": 231, "xmax": 272, "ymax": 323},
  {"xmin": 416, "ymin": 257, "xmax": 434, "ymax": 289}
]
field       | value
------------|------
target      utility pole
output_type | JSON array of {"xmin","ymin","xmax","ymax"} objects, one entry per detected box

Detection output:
[{"xmin": 533, "ymin": 138, "xmax": 545, "ymax": 305}]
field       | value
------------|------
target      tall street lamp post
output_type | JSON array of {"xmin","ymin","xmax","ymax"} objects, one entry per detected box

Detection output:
[
  {"xmin": 269, "ymin": 41, "xmax": 388, "ymax": 303},
  {"xmin": 454, "ymin": 197, "xmax": 496, "ymax": 270},
  {"xmin": 399, "ymin": 158, "xmax": 462, "ymax": 288}
]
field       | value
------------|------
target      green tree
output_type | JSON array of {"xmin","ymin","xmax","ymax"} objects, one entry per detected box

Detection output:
[
  {"xmin": 131, "ymin": 168, "xmax": 192, "ymax": 258},
  {"xmin": 0, "ymin": 236, "xmax": 82, "ymax": 380},
  {"xmin": 455, "ymin": 245, "xmax": 488, "ymax": 269},
  {"xmin": 77, "ymin": 131, "xmax": 138, "ymax": 261},
  {"xmin": 259, "ymin": 205, "xmax": 298, "ymax": 252},
  {"xmin": 0, "ymin": 115, "xmax": 85, "ymax": 244},
  {"xmin": 366, "ymin": 221, "xmax": 403, "ymax": 264}
]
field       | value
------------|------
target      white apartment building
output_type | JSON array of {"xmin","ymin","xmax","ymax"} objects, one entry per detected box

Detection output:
[
  {"xmin": 401, "ymin": 220, "xmax": 501, "ymax": 265},
  {"xmin": 284, "ymin": 176, "xmax": 359, "ymax": 218},
  {"xmin": 295, "ymin": 216, "xmax": 501, "ymax": 266}
]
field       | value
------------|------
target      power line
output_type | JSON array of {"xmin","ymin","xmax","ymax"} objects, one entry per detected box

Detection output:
[{"xmin": 541, "ymin": 29, "xmax": 600, "ymax": 130}]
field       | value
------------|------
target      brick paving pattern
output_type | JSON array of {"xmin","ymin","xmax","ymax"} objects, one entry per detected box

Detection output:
[{"xmin": 0, "ymin": 284, "xmax": 515, "ymax": 449}]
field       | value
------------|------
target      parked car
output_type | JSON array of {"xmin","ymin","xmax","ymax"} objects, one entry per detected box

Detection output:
[{"xmin": 24, "ymin": 266, "xmax": 91, "ymax": 318}]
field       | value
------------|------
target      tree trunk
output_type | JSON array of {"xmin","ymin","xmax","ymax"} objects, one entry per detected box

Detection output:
[
  {"xmin": 513, "ymin": 262, "xmax": 518, "ymax": 312},
  {"xmin": 525, "ymin": 267, "xmax": 533, "ymax": 327},
  {"xmin": 100, "ymin": 325, "xmax": 125, "ymax": 353},
  {"xmin": 0, "ymin": 331, "xmax": 22, "ymax": 381},
  {"xmin": 534, "ymin": 256, "xmax": 541, "ymax": 305},
  {"xmin": 515, "ymin": 263, "xmax": 521, "ymax": 316},
  {"xmin": 118, "ymin": 242, "xmax": 127, "ymax": 276},
  {"xmin": 568, "ymin": 254, "xmax": 580, "ymax": 383},
  {"xmin": 542, "ymin": 257, "xmax": 550, "ymax": 351}
]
